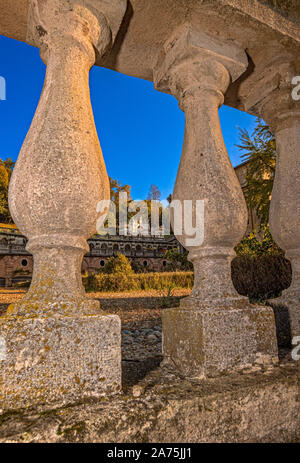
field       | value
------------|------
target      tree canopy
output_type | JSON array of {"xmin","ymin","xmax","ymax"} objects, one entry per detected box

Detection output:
[
  {"xmin": 0, "ymin": 158, "xmax": 14, "ymax": 223},
  {"xmin": 237, "ymin": 119, "xmax": 276, "ymax": 228},
  {"xmin": 102, "ymin": 253, "xmax": 134, "ymax": 275}
]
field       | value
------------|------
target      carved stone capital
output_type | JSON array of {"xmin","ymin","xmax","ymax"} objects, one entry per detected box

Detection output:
[
  {"xmin": 243, "ymin": 55, "xmax": 300, "ymax": 131},
  {"xmin": 154, "ymin": 24, "xmax": 248, "ymax": 109},
  {"xmin": 27, "ymin": 0, "xmax": 127, "ymax": 63}
]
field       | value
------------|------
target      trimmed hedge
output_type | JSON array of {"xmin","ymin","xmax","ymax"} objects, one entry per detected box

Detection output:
[
  {"xmin": 83, "ymin": 271, "xmax": 193, "ymax": 292},
  {"xmin": 83, "ymin": 256, "xmax": 292, "ymax": 299},
  {"xmin": 231, "ymin": 255, "xmax": 292, "ymax": 302}
]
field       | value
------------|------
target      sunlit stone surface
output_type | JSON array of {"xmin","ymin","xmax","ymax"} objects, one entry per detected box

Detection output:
[{"xmin": 0, "ymin": 0, "xmax": 127, "ymax": 408}]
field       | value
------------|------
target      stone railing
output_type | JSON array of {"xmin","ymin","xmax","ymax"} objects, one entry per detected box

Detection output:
[{"xmin": 0, "ymin": 0, "xmax": 299, "ymax": 408}]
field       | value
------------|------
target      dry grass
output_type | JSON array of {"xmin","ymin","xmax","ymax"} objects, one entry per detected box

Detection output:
[
  {"xmin": 0, "ymin": 288, "xmax": 191, "ymax": 323},
  {"xmin": 0, "ymin": 289, "xmax": 26, "ymax": 304},
  {"xmin": 87, "ymin": 288, "xmax": 190, "ymax": 299},
  {"xmin": 0, "ymin": 288, "xmax": 191, "ymax": 305},
  {"xmin": 83, "ymin": 271, "xmax": 193, "ymax": 292}
]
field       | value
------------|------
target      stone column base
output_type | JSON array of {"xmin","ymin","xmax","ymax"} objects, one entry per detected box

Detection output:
[
  {"xmin": 0, "ymin": 313, "xmax": 121, "ymax": 409},
  {"xmin": 162, "ymin": 304, "xmax": 278, "ymax": 378}
]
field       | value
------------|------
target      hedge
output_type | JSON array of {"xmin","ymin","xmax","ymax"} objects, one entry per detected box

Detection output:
[
  {"xmin": 83, "ymin": 256, "xmax": 292, "ymax": 299},
  {"xmin": 231, "ymin": 255, "xmax": 292, "ymax": 302},
  {"xmin": 83, "ymin": 271, "xmax": 193, "ymax": 292}
]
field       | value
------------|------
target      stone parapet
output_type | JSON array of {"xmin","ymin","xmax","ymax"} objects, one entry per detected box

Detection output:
[{"xmin": 0, "ymin": 361, "xmax": 298, "ymax": 442}]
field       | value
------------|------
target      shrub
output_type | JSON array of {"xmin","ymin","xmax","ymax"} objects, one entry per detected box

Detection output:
[
  {"xmin": 235, "ymin": 226, "xmax": 283, "ymax": 257},
  {"xmin": 82, "ymin": 247, "xmax": 292, "ymax": 303},
  {"xmin": 233, "ymin": 226, "xmax": 291, "ymax": 302},
  {"xmin": 83, "ymin": 271, "xmax": 193, "ymax": 292},
  {"xmin": 164, "ymin": 249, "xmax": 193, "ymax": 271},
  {"xmin": 232, "ymin": 255, "xmax": 292, "ymax": 302},
  {"xmin": 102, "ymin": 253, "xmax": 134, "ymax": 275}
]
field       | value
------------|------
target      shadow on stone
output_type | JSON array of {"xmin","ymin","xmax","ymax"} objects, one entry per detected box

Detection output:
[
  {"xmin": 122, "ymin": 357, "xmax": 163, "ymax": 390},
  {"xmin": 268, "ymin": 303, "xmax": 292, "ymax": 348}
]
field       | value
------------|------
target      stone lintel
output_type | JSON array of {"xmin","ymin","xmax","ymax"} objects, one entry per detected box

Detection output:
[
  {"xmin": 218, "ymin": 0, "xmax": 300, "ymax": 42},
  {"xmin": 162, "ymin": 305, "xmax": 278, "ymax": 378},
  {"xmin": 240, "ymin": 53, "xmax": 300, "ymax": 115}
]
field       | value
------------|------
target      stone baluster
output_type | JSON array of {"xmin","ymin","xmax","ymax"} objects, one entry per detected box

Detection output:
[
  {"xmin": 154, "ymin": 25, "xmax": 278, "ymax": 378},
  {"xmin": 0, "ymin": 0, "xmax": 127, "ymax": 409},
  {"xmin": 245, "ymin": 55, "xmax": 300, "ymax": 340}
]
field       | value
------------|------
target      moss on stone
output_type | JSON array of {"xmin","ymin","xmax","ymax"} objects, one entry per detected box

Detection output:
[{"xmin": 262, "ymin": 0, "xmax": 300, "ymax": 20}]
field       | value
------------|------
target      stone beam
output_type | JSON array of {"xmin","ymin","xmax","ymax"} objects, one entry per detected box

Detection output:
[{"xmin": 0, "ymin": 1, "xmax": 300, "ymax": 114}]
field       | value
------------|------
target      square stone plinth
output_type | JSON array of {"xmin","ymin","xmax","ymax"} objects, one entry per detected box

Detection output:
[
  {"xmin": 162, "ymin": 304, "xmax": 278, "ymax": 378},
  {"xmin": 0, "ymin": 313, "xmax": 121, "ymax": 409}
]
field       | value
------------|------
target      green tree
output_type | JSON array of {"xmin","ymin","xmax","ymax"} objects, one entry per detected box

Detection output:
[
  {"xmin": 167, "ymin": 193, "xmax": 173, "ymax": 204},
  {"xmin": 102, "ymin": 253, "xmax": 134, "ymax": 274},
  {"xmin": 235, "ymin": 120, "xmax": 285, "ymax": 257},
  {"xmin": 164, "ymin": 249, "xmax": 193, "ymax": 271},
  {"xmin": 237, "ymin": 120, "xmax": 276, "ymax": 227},
  {"xmin": 0, "ymin": 158, "xmax": 14, "ymax": 223},
  {"xmin": 235, "ymin": 226, "xmax": 283, "ymax": 257},
  {"xmin": 109, "ymin": 177, "xmax": 131, "ymax": 204}
]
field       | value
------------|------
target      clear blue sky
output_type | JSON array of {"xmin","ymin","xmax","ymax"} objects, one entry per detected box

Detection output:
[{"xmin": 0, "ymin": 35, "xmax": 256, "ymax": 200}]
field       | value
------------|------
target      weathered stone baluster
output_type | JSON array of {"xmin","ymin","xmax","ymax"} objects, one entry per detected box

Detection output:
[
  {"xmin": 154, "ymin": 26, "xmax": 278, "ymax": 378},
  {"xmin": 247, "ymin": 56, "xmax": 300, "ymax": 339},
  {"xmin": 0, "ymin": 0, "xmax": 127, "ymax": 409}
]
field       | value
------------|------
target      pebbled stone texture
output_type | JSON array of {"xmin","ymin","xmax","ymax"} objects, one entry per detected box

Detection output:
[
  {"xmin": 0, "ymin": 313, "xmax": 121, "ymax": 409},
  {"xmin": 0, "ymin": 360, "xmax": 298, "ymax": 443}
]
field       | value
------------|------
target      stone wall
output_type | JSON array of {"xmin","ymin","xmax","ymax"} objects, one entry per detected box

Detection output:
[{"xmin": 0, "ymin": 255, "xmax": 33, "ymax": 287}]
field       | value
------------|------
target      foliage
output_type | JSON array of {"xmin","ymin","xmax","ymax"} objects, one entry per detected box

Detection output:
[
  {"xmin": 159, "ymin": 283, "xmax": 176, "ymax": 308},
  {"xmin": 164, "ymin": 249, "xmax": 193, "ymax": 271},
  {"xmin": 109, "ymin": 177, "xmax": 131, "ymax": 204},
  {"xmin": 232, "ymin": 255, "xmax": 292, "ymax": 303},
  {"xmin": 234, "ymin": 222, "xmax": 289, "ymax": 303},
  {"xmin": 130, "ymin": 260, "xmax": 145, "ymax": 274},
  {"xmin": 101, "ymin": 253, "xmax": 134, "ymax": 275},
  {"xmin": 83, "ymin": 271, "xmax": 193, "ymax": 292},
  {"xmin": 100, "ymin": 177, "xmax": 132, "ymax": 234},
  {"xmin": 237, "ymin": 120, "xmax": 276, "ymax": 227},
  {"xmin": 0, "ymin": 158, "xmax": 14, "ymax": 223},
  {"xmin": 235, "ymin": 225, "xmax": 283, "ymax": 257}
]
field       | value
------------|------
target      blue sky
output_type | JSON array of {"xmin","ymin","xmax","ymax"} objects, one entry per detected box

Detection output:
[{"xmin": 0, "ymin": 35, "xmax": 256, "ymax": 200}]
